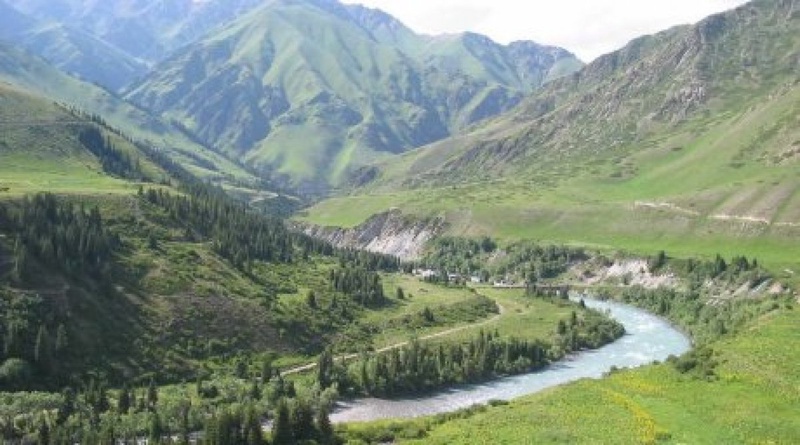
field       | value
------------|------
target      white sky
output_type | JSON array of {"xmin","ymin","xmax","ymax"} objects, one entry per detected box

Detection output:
[{"xmin": 341, "ymin": 0, "xmax": 750, "ymax": 61}]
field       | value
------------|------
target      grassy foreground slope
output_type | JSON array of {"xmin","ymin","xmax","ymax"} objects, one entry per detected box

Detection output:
[{"xmin": 303, "ymin": 0, "xmax": 800, "ymax": 271}]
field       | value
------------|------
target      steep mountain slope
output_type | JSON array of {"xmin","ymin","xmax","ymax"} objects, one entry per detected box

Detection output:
[
  {"xmin": 0, "ymin": 42, "xmax": 257, "ymax": 185},
  {"xmin": 0, "ymin": 1, "xmax": 148, "ymax": 90},
  {"xmin": 124, "ymin": 0, "xmax": 581, "ymax": 191},
  {"xmin": 361, "ymin": 0, "xmax": 799, "ymax": 186},
  {"xmin": 304, "ymin": 0, "xmax": 800, "ymax": 269}
]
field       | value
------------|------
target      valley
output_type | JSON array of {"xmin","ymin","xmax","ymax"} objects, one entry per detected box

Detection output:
[{"xmin": 0, "ymin": 0, "xmax": 797, "ymax": 443}]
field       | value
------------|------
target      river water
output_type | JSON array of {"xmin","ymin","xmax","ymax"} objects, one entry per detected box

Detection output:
[{"xmin": 331, "ymin": 297, "xmax": 692, "ymax": 423}]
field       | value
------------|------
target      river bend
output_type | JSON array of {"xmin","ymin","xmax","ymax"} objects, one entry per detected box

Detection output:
[{"xmin": 331, "ymin": 297, "xmax": 692, "ymax": 423}]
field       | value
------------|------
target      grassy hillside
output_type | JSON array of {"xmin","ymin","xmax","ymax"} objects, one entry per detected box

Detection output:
[
  {"xmin": 124, "ymin": 0, "xmax": 581, "ymax": 191},
  {"xmin": 0, "ymin": 83, "xmax": 147, "ymax": 195},
  {"xmin": 303, "ymin": 0, "xmax": 800, "ymax": 272}
]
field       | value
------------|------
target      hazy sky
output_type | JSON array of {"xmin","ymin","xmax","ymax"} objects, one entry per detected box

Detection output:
[{"xmin": 341, "ymin": 0, "xmax": 750, "ymax": 61}]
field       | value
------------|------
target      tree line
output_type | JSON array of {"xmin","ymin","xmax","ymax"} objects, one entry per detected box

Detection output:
[
  {"xmin": 318, "ymin": 306, "xmax": 624, "ymax": 397},
  {"xmin": 2, "ymin": 193, "xmax": 119, "ymax": 282},
  {"xmin": 78, "ymin": 127, "xmax": 143, "ymax": 180}
]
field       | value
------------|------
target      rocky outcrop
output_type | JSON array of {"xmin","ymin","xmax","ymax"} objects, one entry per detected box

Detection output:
[{"xmin": 299, "ymin": 210, "xmax": 445, "ymax": 261}]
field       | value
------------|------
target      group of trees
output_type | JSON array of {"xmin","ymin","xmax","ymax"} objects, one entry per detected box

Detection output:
[
  {"xmin": 142, "ymin": 187, "xmax": 319, "ymax": 269},
  {"xmin": 552, "ymin": 306, "xmax": 626, "ymax": 355},
  {"xmin": 3, "ymin": 193, "xmax": 119, "ymax": 282},
  {"xmin": 338, "ymin": 332, "xmax": 550, "ymax": 397},
  {"xmin": 141, "ymin": 186, "xmax": 402, "ymax": 279},
  {"xmin": 1, "ymin": 370, "xmax": 338, "ymax": 444},
  {"xmin": 78, "ymin": 127, "xmax": 143, "ymax": 180},
  {"xmin": 504, "ymin": 244, "xmax": 587, "ymax": 283},
  {"xmin": 420, "ymin": 236, "xmax": 497, "ymax": 274},
  {"xmin": 329, "ymin": 267, "xmax": 386, "ymax": 307}
]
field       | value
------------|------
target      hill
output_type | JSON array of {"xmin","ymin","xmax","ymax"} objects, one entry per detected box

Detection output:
[
  {"xmin": 124, "ymin": 0, "xmax": 581, "ymax": 191},
  {"xmin": 0, "ymin": 41, "xmax": 262, "ymax": 189},
  {"xmin": 0, "ymin": 83, "xmax": 404, "ymax": 386},
  {"xmin": 304, "ymin": 0, "xmax": 800, "ymax": 271}
]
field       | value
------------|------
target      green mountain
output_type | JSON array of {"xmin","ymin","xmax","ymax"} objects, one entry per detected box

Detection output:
[
  {"xmin": 0, "ymin": 41, "xmax": 259, "ymax": 186},
  {"xmin": 304, "ymin": 0, "xmax": 800, "ymax": 269},
  {"xmin": 124, "ymin": 0, "xmax": 582, "ymax": 191}
]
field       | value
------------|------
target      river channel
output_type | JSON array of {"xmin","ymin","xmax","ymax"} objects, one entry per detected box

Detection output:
[{"xmin": 331, "ymin": 297, "xmax": 692, "ymax": 423}]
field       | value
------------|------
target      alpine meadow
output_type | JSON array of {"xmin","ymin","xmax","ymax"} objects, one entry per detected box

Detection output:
[{"xmin": 0, "ymin": 0, "xmax": 797, "ymax": 444}]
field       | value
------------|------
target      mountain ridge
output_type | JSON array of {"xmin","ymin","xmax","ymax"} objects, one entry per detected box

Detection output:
[
  {"xmin": 354, "ymin": 0, "xmax": 799, "ymax": 187},
  {"xmin": 124, "ymin": 0, "xmax": 582, "ymax": 192}
]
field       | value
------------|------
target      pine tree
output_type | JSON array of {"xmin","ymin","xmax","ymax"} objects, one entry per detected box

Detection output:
[
  {"xmin": 34, "ymin": 325, "xmax": 51, "ymax": 368},
  {"xmin": 317, "ymin": 349, "xmax": 334, "ymax": 389},
  {"xmin": 36, "ymin": 417, "xmax": 50, "ymax": 445},
  {"xmin": 12, "ymin": 238, "xmax": 28, "ymax": 283},
  {"xmin": 244, "ymin": 406, "xmax": 264, "ymax": 445},
  {"xmin": 260, "ymin": 357, "xmax": 274, "ymax": 383},
  {"xmin": 271, "ymin": 400, "xmax": 293, "ymax": 445},
  {"xmin": 290, "ymin": 399, "xmax": 315, "ymax": 442},
  {"xmin": 178, "ymin": 401, "xmax": 191, "ymax": 445},
  {"xmin": 306, "ymin": 290, "xmax": 318, "ymax": 309},
  {"xmin": 56, "ymin": 387, "xmax": 75, "ymax": 426}
]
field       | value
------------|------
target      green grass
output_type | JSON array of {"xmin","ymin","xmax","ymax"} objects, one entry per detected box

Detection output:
[
  {"xmin": 0, "ymin": 151, "xmax": 135, "ymax": 196},
  {"xmin": 363, "ymin": 276, "xmax": 494, "ymax": 348},
  {"xmin": 422, "ymin": 288, "xmax": 573, "ymax": 346}
]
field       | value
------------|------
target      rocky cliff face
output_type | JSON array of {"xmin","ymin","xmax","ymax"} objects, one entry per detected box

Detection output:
[{"xmin": 299, "ymin": 210, "xmax": 445, "ymax": 261}]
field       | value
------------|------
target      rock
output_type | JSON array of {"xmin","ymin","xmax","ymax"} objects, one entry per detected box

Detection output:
[{"xmin": 297, "ymin": 210, "xmax": 445, "ymax": 261}]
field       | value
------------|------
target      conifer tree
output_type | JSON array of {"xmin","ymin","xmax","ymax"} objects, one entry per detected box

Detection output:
[{"xmin": 271, "ymin": 400, "xmax": 293, "ymax": 445}]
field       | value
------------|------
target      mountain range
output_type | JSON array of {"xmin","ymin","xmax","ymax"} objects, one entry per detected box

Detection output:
[
  {"xmin": 0, "ymin": 0, "xmax": 582, "ymax": 193},
  {"xmin": 0, "ymin": 0, "xmax": 797, "ymax": 262}
]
